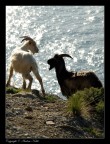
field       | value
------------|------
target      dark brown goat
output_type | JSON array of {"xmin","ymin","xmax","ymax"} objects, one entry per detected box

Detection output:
[{"xmin": 47, "ymin": 54, "xmax": 102, "ymax": 98}]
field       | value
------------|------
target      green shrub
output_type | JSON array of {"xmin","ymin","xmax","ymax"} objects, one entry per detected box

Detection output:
[
  {"xmin": 83, "ymin": 87, "xmax": 104, "ymax": 106},
  {"xmin": 67, "ymin": 87, "xmax": 104, "ymax": 119},
  {"xmin": 95, "ymin": 100, "xmax": 104, "ymax": 123},
  {"xmin": 96, "ymin": 100, "xmax": 104, "ymax": 112},
  {"xmin": 67, "ymin": 91, "xmax": 91, "ymax": 117}
]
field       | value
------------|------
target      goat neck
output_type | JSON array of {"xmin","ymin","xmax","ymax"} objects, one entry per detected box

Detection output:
[{"xmin": 55, "ymin": 62, "xmax": 70, "ymax": 84}]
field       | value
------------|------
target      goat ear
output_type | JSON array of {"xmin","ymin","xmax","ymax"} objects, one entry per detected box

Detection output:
[{"xmin": 60, "ymin": 54, "xmax": 73, "ymax": 59}]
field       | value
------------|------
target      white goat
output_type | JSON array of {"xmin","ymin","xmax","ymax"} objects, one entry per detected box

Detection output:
[{"xmin": 6, "ymin": 36, "xmax": 45, "ymax": 96}]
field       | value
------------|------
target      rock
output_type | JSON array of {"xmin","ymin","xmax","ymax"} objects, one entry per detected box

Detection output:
[
  {"xmin": 24, "ymin": 115, "xmax": 33, "ymax": 119},
  {"xmin": 38, "ymin": 135, "xmax": 49, "ymax": 139},
  {"xmin": 12, "ymin": 108, "xmax": 24, "ymax": 115},
  {"xmin": 47, "ymin": 116, "xmax": 55, "ymax": 121},
  {"xmin": 46, "ymin": 121, "xmax": 55, "ymax": 125},
  {"xmin": 6, "ymin": 111, "xmax": 15, "ymax": 117},
  {"xmin": 45, "ymin": 107, "xmax": 48, "ymax": 110},
  {"xmin": 12, "ymin": 126, "xmax": 22, "ymax": 131},
  {"xmin": 24, "ymin": 133, "xmax": 29, "ymax": 136},
  {"xmin": 6, "ymin": 103, "xmax": 11, "ymax": 108},
  {"xmin": 25, "ymin": 106, "xmax": 33, "ymax": 112},
  {"xmin": 32, "ymin": 89, "xmax": 40, "ymax": 96}
]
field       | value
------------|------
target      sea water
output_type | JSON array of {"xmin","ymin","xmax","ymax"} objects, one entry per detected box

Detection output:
[{"xmin": 6, "ymin": 6, "xmax": 104, "ymax": 100}]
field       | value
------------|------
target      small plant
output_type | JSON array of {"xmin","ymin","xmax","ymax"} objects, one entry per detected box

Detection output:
[
  {"xmin": 6, "ymin": 87, "xmax": 22, "ymax": 94},
  {"xmin": 67, "ymin": 91, "xmax": 91, "ymax": 117},
  {"xmin": 83, "ymin": 87, "xmax": 104, "ymax": 106},
  {"xmin": 96, "ymin": 100, "xmax": 104, "ymax": 113},
  {"xmin": 82, "ymin": 127, "xmax": 103, "ymax": 138},
  {"xmin": 95, "ymin": 100, "xmax": 104, "ymax": 123},
  {"xmin": 45, "ymin": 95, "xmax": 57, "ymax": 102},
  {"xmin": 67, "ymin": 87, "xmax": 104, "ymax": 118}
]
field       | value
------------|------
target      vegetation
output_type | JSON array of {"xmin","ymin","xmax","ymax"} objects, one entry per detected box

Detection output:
[
  {"xmin": 6, "ymin": 87, "xmax": 22, "ymax": 94},
  {"xmin": 6, "ymin": 86, "xmax": 58, "ymax": 102},
  {"xmin": 44, "ymin": 94, "xmax": 57, "ymax": 102},
  {"xmin": 82, "ymin": 127, "xmax": 103, "ymax": 137},
  {"xmin": 67, "ymin": 91, "xmax": 91, "ymax": 118},
  {"xmin": 95, "ymin": 100, "xmax": 104, "ymax": 123},
  {"xmin": 67, "ymin": 87, "xmax": 104, "ymax": 122}
]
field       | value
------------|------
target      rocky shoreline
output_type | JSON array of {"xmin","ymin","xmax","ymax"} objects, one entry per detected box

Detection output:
[{"xmin": 6, "ymin": 87, "xmax": 104, "ymax": 139}]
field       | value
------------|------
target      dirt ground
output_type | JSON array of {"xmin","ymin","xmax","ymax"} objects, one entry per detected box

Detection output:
[{"xmin": 6, "ymin": 88, "xmax": 104, "ymax": 139}]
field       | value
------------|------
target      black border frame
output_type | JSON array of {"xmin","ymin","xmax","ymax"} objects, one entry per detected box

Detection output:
[{"xmin": 0, "ymin": 0, "xmax": 109, "ymax": 143}]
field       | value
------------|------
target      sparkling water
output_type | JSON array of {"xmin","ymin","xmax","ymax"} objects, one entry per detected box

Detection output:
[{"xmin": 6, "ymin": 6, "xmax": 104, "ymax": 100}]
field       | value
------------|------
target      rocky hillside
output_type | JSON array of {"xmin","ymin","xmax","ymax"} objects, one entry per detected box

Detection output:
[{"xmin": 6, "ymin": 87, "xmax": 104, "ymax": 139}]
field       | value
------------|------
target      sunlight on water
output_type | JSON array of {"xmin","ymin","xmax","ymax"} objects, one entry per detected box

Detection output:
[
  {"xmin": 86, "ymin": 16, "xmax": 95, "ymax": 22},
  {"xmin": 6, "ymin": 6, "xmax": 104, "ymax": 99}
]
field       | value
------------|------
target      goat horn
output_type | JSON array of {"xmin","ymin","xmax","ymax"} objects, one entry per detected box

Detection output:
[
  {"xmin": 60, "ymin": 54, "xmax": 73, "ymax": 59},
  {"xmin": 20, "ymin": 36, "xmax": 34, "ymax": 43}
]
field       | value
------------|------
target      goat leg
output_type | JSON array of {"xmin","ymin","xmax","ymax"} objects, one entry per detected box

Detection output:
[
  {"xmin": 23, "ymin": 73, "xmax": 33, "ymax": 90},
  {"xmin": 6, "ymin": 65, "xmax": 13, "ymax": 87},
  {"xmin": 33, "ymin": 70, "xmax": 45, "ymax": 96},
  {"xmin": 37, "ymin": 76, "xmax": 45, "ymax": 96},
  {"xmin": 22, "ymin": 77, "xmax": 26, "ymax": 89}
]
